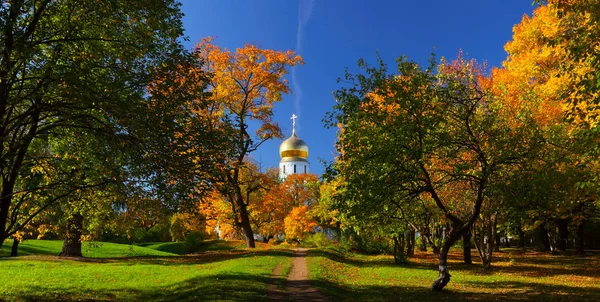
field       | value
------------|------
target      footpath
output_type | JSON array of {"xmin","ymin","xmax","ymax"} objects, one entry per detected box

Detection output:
[{"xmin": 267, "ymin": 248, "xmax": 327, "ymax": 301}]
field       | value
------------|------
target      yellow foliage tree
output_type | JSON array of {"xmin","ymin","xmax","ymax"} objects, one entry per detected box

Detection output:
[
  {"xmin": 284, "ymin": 205, "xmax": 317, "ymax": 243},
  {"xmin": 249, "ymin": 173, "xmax": 319, "ymax": 242},
  {"xmin": 192, "ymin": 38, "xmax": 303, "ymax": 248}
]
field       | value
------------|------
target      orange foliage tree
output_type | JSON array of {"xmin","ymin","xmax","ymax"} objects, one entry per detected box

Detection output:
[
  {"xmin": 249, "ymin": 173, "xmax": 319, "ymax": 242},
  {"xmin": 492, "ymin": 3, "xmax": 600, "ymax": 254},
  {"xmin": 188, "ymin": 38, "xmax": 302, "ymax": 248},
  {"xmin": 284, "ymin": 205, "xmax": 318, "ymax": 243}
]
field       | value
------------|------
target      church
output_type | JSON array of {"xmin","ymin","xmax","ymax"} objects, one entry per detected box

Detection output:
[{"xmin": 279, "ymin": 114, "xmax": 309, "ymax": 179}]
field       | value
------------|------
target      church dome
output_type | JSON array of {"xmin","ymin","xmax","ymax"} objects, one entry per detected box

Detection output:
[{"xmin": 280, "ymin": 131, "xmax": 309, "ymax": 159}]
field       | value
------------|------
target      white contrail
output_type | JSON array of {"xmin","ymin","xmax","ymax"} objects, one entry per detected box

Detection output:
[{"xmin": 292, "ymin": 0, "xmax": 315, "ymax": 132}]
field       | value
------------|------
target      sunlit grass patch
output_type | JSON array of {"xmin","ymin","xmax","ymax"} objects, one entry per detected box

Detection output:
[
  {"xmin": 0, "ymin": 239, "xmax": 176, "ymax": 258},
  {"xmin": 307, "ymin": 247, "xmax": 600, "ymax": 301},
  {"xmin": 0, "ymin": 243, "xmax": 295, "ymax": 301}
]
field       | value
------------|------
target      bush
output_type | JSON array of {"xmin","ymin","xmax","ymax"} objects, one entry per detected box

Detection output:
[
  {"xmin": 303, "ymin": 232, "xmax": 333, "ymax": 248},
  {"xmin": 184, "ymin": 231, "xmax": 204, "ymax": 253},
  {"xmin": 170, "ymin": 215, "xmax": 186, "ymax": 242},
  {"xmin": 341, "ymin": 230, "xmax": 393, "ymax": 254}
]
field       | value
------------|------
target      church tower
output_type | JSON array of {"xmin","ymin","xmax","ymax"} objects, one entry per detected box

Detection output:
[{"xmin": 279, "ymin": 114, "xmax": 309, "ymax": 179}]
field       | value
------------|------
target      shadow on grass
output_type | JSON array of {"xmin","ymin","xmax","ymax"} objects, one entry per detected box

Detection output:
[
  {"xmin": 308, "ymin": 248, "xmax": 600, "ymax": 301},
  {"xmin": 9, "ymin": 244, "xmax": 56, "ymax": 256},
  {"xmin": 136, "ymin": 242, "xmax": 189, "ymax": 255},
  {"xmin": 3, "ymin": 249, "xmax": 297, "ymax": 268},
  {"xmin": 7, "ymin": 273, "xmax": 275, "ymax": 302},
  {"xmin": 8, "ymin": 272, "xmax": 599, "ymax": 302},
  {"xmin": 444, "ymin": 250, "xmax": 600, "ymax": 279},
  {"xmin": 137, "ymin": 240, "xmax": 254, "ymax": 255},
  {"xmin": 310, "ymin": 278, "xmax": 600, "ymax": 302},
  {"xmin": 308, "ymin": 248, "xmax": 433, "ymax": 271}
]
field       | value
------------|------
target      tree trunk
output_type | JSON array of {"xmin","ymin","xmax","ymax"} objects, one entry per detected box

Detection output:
[
  {"xmin": 11, "ymin": 237, "xmax": 19, "ymax": 257},
  {"xmin": 494, "ymin": 224, "xmax": 501, "ymax": 252},
  {"xmin": 0, "ymin": 178, "xmax": 17, "ymax": 246},
  {"xmin": 235, "ymin": 193, "xmax": 255, "ymax": 248},
  {"xmin": 556, "ymin": 219, "xmax": 569, "ymax": 252},
  {"xmin": 517, "ymin": 223, "xmax": 525, "ymax": 248},
  {"xmin": 406, "ymin": 229, "xmax": 415, "ymax": 257},
  {"xmin": 432, "ymin": 229, "xmax": 460, "ymax": 291},
  {"xmin": 59, "ymin": 213, "xmax": 83, "ymax": 257},
  {"xmin": 504, "ymin": 234, "xmax": 511, "ymax": 248},
  {"xmin": 536, "ymin": 224, "xmax": 551, "ymax": 252},
  {"xmin": 0, "ymin": 108, "xmax": 39, "ymax": 247},
  {"xmin": 419, "ymin": 233, "xmax": 427, "ymax": 252},
  {"xmin": 393, "ymin": 235, "xmax": 405, "ymax": 264},
  {"xmin": 462, "ymin": 228, "xmax": 472, "ymax": 264},
  {"xmin": 575, "ymin": 222, "xmax": 584, "ymax": 255}
]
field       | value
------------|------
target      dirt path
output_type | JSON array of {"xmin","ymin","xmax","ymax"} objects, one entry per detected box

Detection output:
[{"xmin": 268, "ymin": 248, "xmax": 327, "ymax": 301}]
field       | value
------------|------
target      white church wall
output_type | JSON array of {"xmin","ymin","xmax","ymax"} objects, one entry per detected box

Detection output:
[{"xmin": 279, "ymin": 161, "xmax": 309, "ymax": 179}]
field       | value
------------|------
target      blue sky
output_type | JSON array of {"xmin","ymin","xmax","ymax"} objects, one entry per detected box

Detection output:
[{"xmin": 179, "ymin": 0, "xmax": 537, "ymax": 176}]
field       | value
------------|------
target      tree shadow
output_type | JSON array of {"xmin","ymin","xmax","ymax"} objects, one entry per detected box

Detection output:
[
  {"xmin": 445, "ymin": 250, "xmax": 600, "ymax": 279},
  {"xmin": 310, "ymin": 278, "xmax": 600, "ymax": 302},
  {"xmin": 6, "ymin": 273, "xmax": 276, "ymax": 301},
  {"xmin": 5, "ymin": 249, "xmax": 297, "ymax": 267},
  {"xmin": 9, "ymin": 244, "xmax": 56, "ymax": 256},
  {"xmin": 307, "ymin": 249, "xmax": 434, "ymax": 271}
]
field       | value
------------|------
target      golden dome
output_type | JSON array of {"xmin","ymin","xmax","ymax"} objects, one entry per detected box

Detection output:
[{"xmin": 280, "ymin": 131, "xmax": 309, "ymax": 159}]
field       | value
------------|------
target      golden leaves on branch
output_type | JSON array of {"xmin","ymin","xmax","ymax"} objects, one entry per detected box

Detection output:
[{"xmin": 193, "ymin": 37, "xmax": 303, "ymax": 140}]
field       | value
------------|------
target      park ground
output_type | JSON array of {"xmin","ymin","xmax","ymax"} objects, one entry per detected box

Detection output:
[{"xmin": 1, "ymin": 240, "xmax": 599, "ymax": 301}]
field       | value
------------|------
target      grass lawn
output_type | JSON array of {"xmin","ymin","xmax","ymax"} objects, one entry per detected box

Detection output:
[
  {"xmin": 0, "ymin": 240, "xmax": 295, "ymax": 301},
  {"xmin": 138, "ymin": 240, "xmax": 269, "ymax": 255},
  {"xmin": 0, "ymin": 239, "xmax": 177, "ymax": 258},
  {"xmin": 307, "ymin": 247, "xmax": 600, "ymax": 301},
  {"xmin": 2, "ymin": 239, "xmax": 599, "ymax": 301}
]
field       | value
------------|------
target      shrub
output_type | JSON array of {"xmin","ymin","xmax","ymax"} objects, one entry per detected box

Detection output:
[
  {"xmin": 304, "ymin": 232, "xmax": 333, "ymax": 248},
  {"xmin": 184, "ymin": 231, "xmax": 204, "ymax": 253},
  {"xmin": 170, "ymin": 215, "xmax": 187, "ymax": 242}
]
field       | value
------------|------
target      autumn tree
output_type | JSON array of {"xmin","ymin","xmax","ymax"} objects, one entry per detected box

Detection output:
[
  {"xmin": 192, "ymin": 38, "xmax": 302, "ymax": 248},
  {"xmin": 533, "ymin": 0, "xmax": 600, "ymax": 122},
  {"xmin": 250, "ymin": 172, "xmax": 320, "ymax": 242},
  {"xmin": 284, "ymin": 205, "xmax": 317, "ymax": 243},
  {"xmin": 492, "ymin": 3, "xmax": 600, "ymax": 254},
  {"xmin": 0, "ymin": 0, "xmax": 186, "ymax": 246},
  {"xmin": 199, "ymin": 189, "xmax": 240, "ymax": 240},
  {"xmin": 326, "ymin": 54, "xmax": 542, "ymax": 291}
]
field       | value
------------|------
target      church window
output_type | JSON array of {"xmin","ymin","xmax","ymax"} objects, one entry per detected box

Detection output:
[
  {"xmin": 283, "ymin": 166, "xmax": 286, "ymax": 173},
  {"xmin": 304, "ymin": 165, "xmax": 306, "ymax": 173},
  {"xmin": 294, "ymin": 164, "xmax": 296, "ymax": 173}
]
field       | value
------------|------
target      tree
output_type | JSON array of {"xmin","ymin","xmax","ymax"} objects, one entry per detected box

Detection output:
[
  {"xmin": 535, "ymin": 0, "xmax": 600, "ymax": 122},
  {"xmin": 198, "ymin": 189, "xmax": 240, "ymax": 240},
  {"xmin": 250, "ymin": 172, "xmax": 319, "ymax": 242},
  {"xmin": 0, "ymin": 0, "xmax": 185, "ymax": 246},
  {"xmin": 493, "ymin": 3, "xmax": 600, "ymax": 254},
  {"xmin": 191, "ymin": 38, "xmax": 302, "ymax": 248},
  {"xmin": 325, "ymin": 53, "xmax": 541, "ymax": 290},
  {"xmin": 284, "ymin": 205, "xmax": 317, "ymax": 243}
]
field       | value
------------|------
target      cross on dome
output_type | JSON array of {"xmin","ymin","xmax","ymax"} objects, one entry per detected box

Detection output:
[
  {"xmin": 279, "ymin": 113, "xmax": 309, "ymax": 179},
  {"xmin": 291, "ymin": 114, "xmax": 297, "ymax": 134}
]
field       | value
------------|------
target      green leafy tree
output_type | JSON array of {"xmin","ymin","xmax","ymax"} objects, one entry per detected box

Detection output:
[
  {"xmin": 325, "ymin": 54, "xmax": 541, "ymax": 290},
  {"xmin": 0, "ymin": 0, "xmax": 186, "ymax": 246}
]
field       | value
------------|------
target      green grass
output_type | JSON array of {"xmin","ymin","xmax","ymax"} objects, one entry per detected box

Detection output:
[
  {"xmin": 0, "ymin": 242, "xmax": 295, "ymax": 301},
  {"xmin": 1, "ymin": 239, "xmax": 267, "ymax": 258},
  {"xmin": 138, "ymin": 240, "xmax": 270, "ymax": 255},
  {"xmin": 4, "ymin": 239, "xmax": 598, "ymax": 301},
  {"xmin": 0, "ymin": 239, "xmax": 177, "ymax": 258},
  {"xmin": 307, "ymin": 247, "xmax": 600, "ymax": 301}
]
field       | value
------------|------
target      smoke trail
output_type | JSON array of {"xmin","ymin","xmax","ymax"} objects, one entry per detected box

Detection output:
[{"xmin": 292, "ymin": 0, "xmax": 315, "ymax": 132}]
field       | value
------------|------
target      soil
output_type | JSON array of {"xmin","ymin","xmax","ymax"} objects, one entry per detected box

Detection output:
[{"xmin": 268, "ymin": 248, "xmax": 327, "ymax": 301}]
